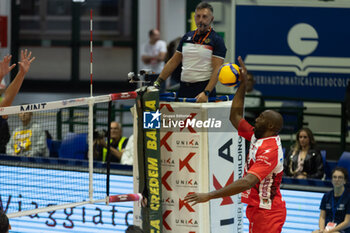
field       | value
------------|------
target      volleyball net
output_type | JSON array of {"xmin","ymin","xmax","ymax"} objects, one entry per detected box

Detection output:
[{"xmin": 0, "ymin": 92, "xmax": 139, "ymax": 218}]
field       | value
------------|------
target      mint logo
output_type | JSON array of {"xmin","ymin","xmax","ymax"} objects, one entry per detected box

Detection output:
[{"xmin": 143, "ymin": 110, "xmax": 161, "ymax": 129}]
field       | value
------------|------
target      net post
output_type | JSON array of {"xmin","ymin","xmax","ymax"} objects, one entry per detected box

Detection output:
[
  {"xmin": 106, "ymin": 100, "xmax": 112, "ymax": 199},
  {"xmin": 135, "ymin": 88, "xmax": 162, "ymax": 232},
  {"xmin": 88, "ymin": 97, "xmax": 95, "ymax": 202}
]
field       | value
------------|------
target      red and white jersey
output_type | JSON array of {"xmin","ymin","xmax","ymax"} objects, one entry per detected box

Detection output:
[{"xmin": 238, "ymin": 119, "xmax": 285, "ymax": 210}]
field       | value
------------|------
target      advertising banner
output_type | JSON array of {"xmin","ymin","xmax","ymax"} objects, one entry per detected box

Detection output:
[
  {"xmin": 207, "ymin": 103, "xmax": 244, "ymax": 233},
  {"xmin": 159, "ymin": 102, "xmax": 244, "ymax": 233},
  {"xmin": 235, "ymin": 5, "xmax": 350, "ymax": 101},
  {"xmin": 160, "ymin": 102, "xmax": 207, "ymax": 233},
  {"xmin": 0, "ymin": 165, "xmax": 133, "ymax": 233}
]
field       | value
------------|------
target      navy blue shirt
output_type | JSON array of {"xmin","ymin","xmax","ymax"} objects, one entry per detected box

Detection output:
[
  {"xmin": 176, "ymin": 28, "xmax": 227, "ymax": 83},
  {"xmin": 177, "ymin": 29, "xmax": 227, "ymax": 58},
  {"xmin": 320, "ymin": 189, "xmax": 350, "ymax": 232}
]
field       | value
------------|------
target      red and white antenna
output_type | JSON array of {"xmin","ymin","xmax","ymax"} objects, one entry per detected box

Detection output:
[{"xmin": 90, "ymin": 9, "xmax": 93, "ymax": 97}]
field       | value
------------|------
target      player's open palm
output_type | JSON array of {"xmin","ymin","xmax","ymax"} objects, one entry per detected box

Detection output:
[
  {"xmin": 0, "ymin": 55, "xmax": 16, "ymax": 79},
  {"xmin": 184, "ymin": 192, "xmax": 210, "ymax": 206},
  {"xmin": 237, "ymin": 56, "xmax": 248, "ymax": 83},
  {"xmin": 18, "ymin": 49, "xmax": 35, "ymax": 74}
]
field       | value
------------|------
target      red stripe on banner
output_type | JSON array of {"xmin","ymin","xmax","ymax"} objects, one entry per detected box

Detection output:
[
  {"xmin": 179, "ymin": 152, "xmax": 196, "ymax": 173},
  {"xmin": 161, "ymin": 171, "xmax": 173, "ymax": 191},
  {"xmin": 180, "ymin": 113, "xmax": 197, "ymax": 133},
  {"xmin": 213, "ymin": 172, "xmax": 234, "ymax": 205},
  {"xmin": 163, "ymin": 210, "xmax": 172, "ymax": 230},
  {"xmin": 160, "ymin": 131, "xmax": 173, "ymax": 151},
  {"xmin": 160, "ymin": 103, "xmax": 174, "ymax": 112},
  {"xmin": 179, "ymin": 198, "xmax": 195, "ymax": 212}
]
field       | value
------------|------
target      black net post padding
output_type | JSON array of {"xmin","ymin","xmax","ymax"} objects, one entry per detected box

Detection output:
[
  {"xmin": 136, "ymin": 87, "xmax": 162, "ymax": 233},
  {"xmin": 106, "ymin": 100, "xmax": 112, "ymax": 197},
  {"xmin": 136, "ymin": 88, "xmax": 149, "ymax": 230}
]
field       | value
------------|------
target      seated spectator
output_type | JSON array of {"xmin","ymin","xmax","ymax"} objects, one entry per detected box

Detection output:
[
  {"xmin": 0, "ymin": 210, "xmax": 11, "ymax": 233},
  {"xmin": 312, "ymin": 167, "xmax": 350, "ymax": 233},
  {"xmin": 0, "ymin": 116, "xmax": 10, "ymax": 154},
  {"xmin": 94, "ymin": 121, "xmax": 128, "ymax": 163},
  {"xmin": 284, "ymin": 128, "xmax": 324, "ymax": 179},
  {"xmin": 6, "ymin": 111, "xmax": 49, "ymax": 157}
]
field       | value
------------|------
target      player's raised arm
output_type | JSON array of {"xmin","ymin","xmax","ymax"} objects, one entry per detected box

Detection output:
[
  {"xmin": 0, "ymin": 55, "xmax": 16, "ymax": 83},
  {"xmin": 0, "ymin": 49, "xmax": 35, "ymax": 107},
  {"xmin": 229, "ymin": 56, "xmax": 248, "ymax": 129}
]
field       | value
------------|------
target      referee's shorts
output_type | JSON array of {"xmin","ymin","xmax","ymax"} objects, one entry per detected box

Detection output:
[{"xmin": 177, "ymin": 80, "xmax": 216, "ymax": 98}]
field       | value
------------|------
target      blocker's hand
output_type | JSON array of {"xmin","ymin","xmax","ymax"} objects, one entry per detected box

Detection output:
[
  {"xmin": 184, "ymin": 192, "xmax": 210, "ymax": 206},
  {"xmin": 18, "ymin": 49, "xmax": 35, "ymax": 74},
  {"xmin": 0, "ymin": 55, "xmax": 16, "ymax": 80}
]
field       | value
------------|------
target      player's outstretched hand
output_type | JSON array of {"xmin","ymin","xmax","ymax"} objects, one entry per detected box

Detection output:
[
  {"xmin": 237, "ymin": 56, "xmax": 247, "ymax": 83},
  {"xmin": 184, "ymin": 192, "xmax": 210, "ymax": 206},
  {"xmin": 18, "ymin": 49, "xmax": 35, "ymax": 74},
  {"xmin": 0, "ymin": 55, "xmax": 16, "ymax": 80}
]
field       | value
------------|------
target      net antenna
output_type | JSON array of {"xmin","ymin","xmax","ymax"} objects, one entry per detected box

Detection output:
[
  {"xmin": 89, "ymin": 9, "xmax": 94, "ymax": 203},
  {"xmin": 2, "ymin": 92, "xmax": 140, "ymax": 218},
  {"xmin": 90, "ymin": 9, "xmax": 93, "ymax": 97}
]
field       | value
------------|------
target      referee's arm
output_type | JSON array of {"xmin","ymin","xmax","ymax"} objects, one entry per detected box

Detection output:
[{"xmin": 156, "ymin": 51, "xmax": 182, "ymax": 82}]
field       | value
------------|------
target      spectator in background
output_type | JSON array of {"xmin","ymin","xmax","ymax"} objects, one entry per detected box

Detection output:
[
  {"xmin": 154, "ymin": 2, "xmax": 227, "ymax": 102},
  {"xmin": 0, "ymin": 116, "xmax": 10, "ymax": 154},
  {"xmin": 284, "ymin": 128, "xmax": 324, "ymax": 179},
  {"xmin": 141, "ymin": 29, "xmax": 167, "ymax": 75},
  {"xmin": 237, "ymin": 72, "xmax": 263, "ymax": 124},
  {"xmin": 120, "ymin": 134, "xmax": 133, "ymax": 165},
  {"xmin": 312, "ymin": 167, "xmax": 350, "ymax": 233},
  {"xmin": 6, "ymin": 111, "xmax": 49, "ymax": 157},
  {"xmin": 165, "ymin": 37, "xmax": 182, "ymax": 88},
  {"xmin": 0, "ymin": 210, "xmax": 11, "ymax": 233},
  {"xmin": 94, "ymin": 121, "xmax": 128, "ymax": 163}
]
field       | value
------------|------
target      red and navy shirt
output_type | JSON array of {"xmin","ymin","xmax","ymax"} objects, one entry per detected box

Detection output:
[
  {"xmin": 176, "ymin": 29, "xmax": 226, "ymax": 83},
  {"xmin": 238, "ymin": 119, "xmax": 285, "ymax": 210}
]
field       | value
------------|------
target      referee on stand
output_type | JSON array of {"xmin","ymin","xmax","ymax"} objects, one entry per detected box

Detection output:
[{"xmin": 154, "ymin": 2, "xmax": 227, "ymax": 103}]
